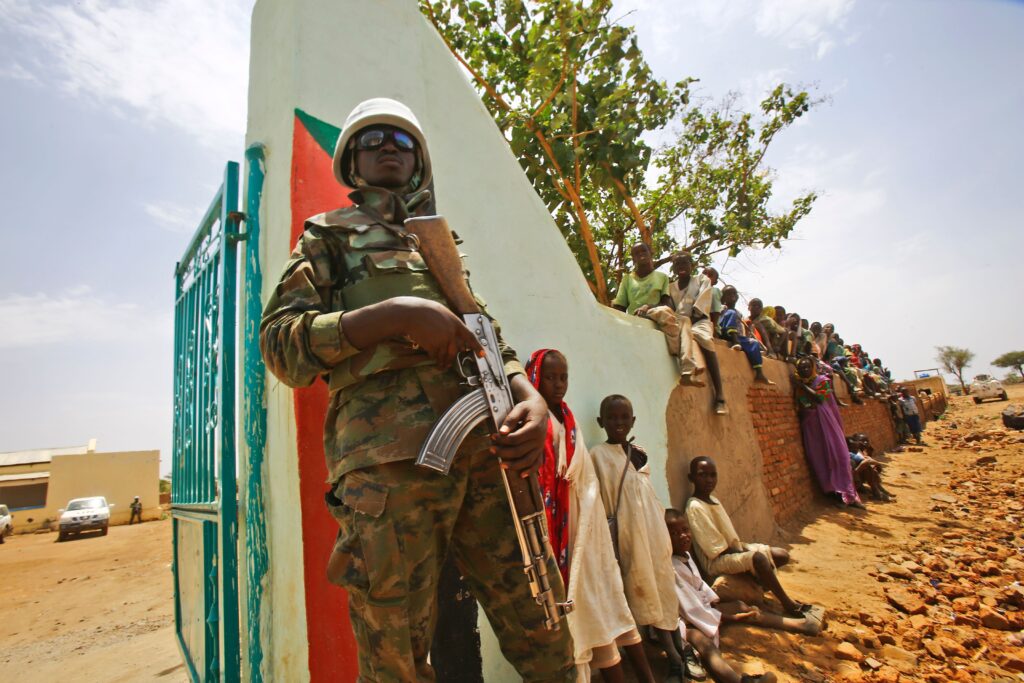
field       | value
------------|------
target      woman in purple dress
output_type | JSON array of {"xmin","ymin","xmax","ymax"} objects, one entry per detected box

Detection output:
[{"xmin": 792, "ymin": 357, "xmax": 864, "ymax": 508}]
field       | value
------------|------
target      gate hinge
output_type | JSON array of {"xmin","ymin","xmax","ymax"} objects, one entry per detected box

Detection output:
[{"xmin": 227, "ymin": 211, "xmax": 250, "ymax": 242}]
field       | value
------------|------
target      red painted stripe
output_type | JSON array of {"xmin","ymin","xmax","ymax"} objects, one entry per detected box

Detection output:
[{"xmin": 289, "ymin": 115, "xmax": 358, "ymax": 682}]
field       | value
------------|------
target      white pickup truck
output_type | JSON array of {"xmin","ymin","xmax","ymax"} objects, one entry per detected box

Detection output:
[
  {"xmin": 0, "ymin": 504, "xmax": 12, "ymax": 543},
  {"xmin": 970, "ymin": 374, "xmax": 1008, "ymax": 404},
  {"xmin": 58, "ymin": 496, "xmax": 113, "ymax": 541}
]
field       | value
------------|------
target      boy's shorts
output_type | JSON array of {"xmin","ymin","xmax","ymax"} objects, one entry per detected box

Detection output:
[
  {"xmin": 707, "ymin": 542, "xmax": 775, "ymax": 577},
  {"xmin": 589, "ymin": 628, "xmax": 642, "ymax": 669}
]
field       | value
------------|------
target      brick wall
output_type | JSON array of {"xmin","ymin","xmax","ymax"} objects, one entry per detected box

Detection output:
[
  {"xmin": 747, "ymin": 371, "xmax": 913, "ymax": 527},
  {"xmin": 838, "ymin": 398, "xmax": 898, "ymax": 454},
  {"xmin": 747, "ymin": 383, "xmax": 819, "ymax": 526}
]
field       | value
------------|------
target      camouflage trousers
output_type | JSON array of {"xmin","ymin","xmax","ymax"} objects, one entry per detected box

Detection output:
[{"xmin": 325, "ymin": 435, "xmax": 576, "ymax": 682}]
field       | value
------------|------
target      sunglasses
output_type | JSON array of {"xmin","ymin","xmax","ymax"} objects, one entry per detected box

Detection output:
[{"xmin": 355, "ymin": 127, "xmax": 416, "ymax": 152}]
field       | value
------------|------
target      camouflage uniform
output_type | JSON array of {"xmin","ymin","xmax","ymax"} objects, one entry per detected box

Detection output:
[{"xmin": 260, "ymin": 187, "xmax": 576, "ymax": 682}]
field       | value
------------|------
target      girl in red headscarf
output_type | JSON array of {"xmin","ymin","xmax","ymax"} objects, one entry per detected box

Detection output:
[{"xmin": 526, "ymin": 349, "xmax": 649, "ymax": 682}]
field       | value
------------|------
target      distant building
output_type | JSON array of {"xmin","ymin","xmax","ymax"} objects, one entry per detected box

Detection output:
[{"xmin": 0, "ymin": 440, "xmax": 159, "ymax": 533}]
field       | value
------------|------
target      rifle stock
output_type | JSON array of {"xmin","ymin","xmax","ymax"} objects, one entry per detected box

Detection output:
[{"xmin": 404, "ymin": 216, "xmax": 479, "ymax": 315}]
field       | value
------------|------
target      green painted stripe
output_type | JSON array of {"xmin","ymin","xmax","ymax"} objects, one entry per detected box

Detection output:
[{"xmin": 295, "ymin": 107, "xmax": 341, "ymax": 156}]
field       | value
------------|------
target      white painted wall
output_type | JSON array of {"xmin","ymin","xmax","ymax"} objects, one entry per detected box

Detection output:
[
  {"xmin": 246, "ymin": 2, "xmax": 308, "ymax": 681},
  {"xmin": 246, "ymin": 0, "xmax": 679, "ymax": 678}
]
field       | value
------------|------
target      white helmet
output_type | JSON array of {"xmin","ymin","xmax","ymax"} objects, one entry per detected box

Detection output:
[{"xmin": 332, "ymin": 97, "xmax": 432, "ymax": 194}]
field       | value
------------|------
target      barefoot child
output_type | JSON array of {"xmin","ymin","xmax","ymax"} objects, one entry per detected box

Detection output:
[
  {"xmin": 685, "ymin": 457, "xmax": 815, "ymax": 618},
  {"xmin": 590, "ymin": 395, "xmax": 680, "ymax": 678},
  {"xmin": 526, "ymin": 350, "xmax": 641, "ymax": 682},
  {"xmin": 666, "ymin": 508, "xmax": 795, "ymax": 683},
  {"xmin": 719, "ymin": 286, "xmax": 772, "ymax": 385},
  {"xmin": 671, "ymin": 253, "xmax": 728, "ymax": 415}
]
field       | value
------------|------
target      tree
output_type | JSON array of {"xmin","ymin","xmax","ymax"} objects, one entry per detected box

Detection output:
[
  {"xmin": 936, "ymin": 346, "xmax": 974, "ymax": 395},
  {"xmin": 993, "ymin": 350, "xmax": 1024, "ymax": 381},
  {"xmin": 420, "ymin": 0, "xmax": 818, "ymax": 302},
  {"xmin": 1003, "ymin": 371, "xmax": 1022, "ymax": 385}
]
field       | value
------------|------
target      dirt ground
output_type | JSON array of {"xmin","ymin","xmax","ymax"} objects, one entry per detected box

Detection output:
[
  {"xmin": 0, "ymin": 516, "xmax": 185, "ymax": 682},
  {"xmin": 716, "ymin": 384, "xmax": 1024, "ymax": 682},
  {"xmin": 0, "ymin": 386, "xmax": 1021, "ymax": 682}
]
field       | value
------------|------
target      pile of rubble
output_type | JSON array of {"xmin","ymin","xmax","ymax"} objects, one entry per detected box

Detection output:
[
  {"xmin": 931, "ymin": 417, "xmax": 1024, "ymax": 454},
  {"xmin": 820, "ymin": 455, "xmax": 1024, "ymax": 681}
]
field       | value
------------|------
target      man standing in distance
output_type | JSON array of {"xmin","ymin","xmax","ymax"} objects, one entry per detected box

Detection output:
[{"xmin": 260, "ymin": 98, "xmax": 575, "ymax": 681}]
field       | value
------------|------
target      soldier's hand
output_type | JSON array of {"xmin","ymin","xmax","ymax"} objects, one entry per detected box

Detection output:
[
  {"xmin": 493, "ymin": 376, "xmax": 549, "ymax": 475},
  {"xmin": 400, "ymin": 298, "xmax": 484, "ymax": 370},
  {"xmin": 344, "ymin": 297, "xmax": 483, "ymax": 370}
]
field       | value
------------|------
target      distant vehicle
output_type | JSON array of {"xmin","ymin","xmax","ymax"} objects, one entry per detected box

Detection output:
[
  {"xmin": 58, "ymin": 496, "xmax": 113, "ymax": 541},
  {"xmin": 970, "ymin": 374, "xmax": 1008, "ymax": 404},
  {"xmin": 0, "ymin": 504, "xmax": 11, "ymax": 543}
]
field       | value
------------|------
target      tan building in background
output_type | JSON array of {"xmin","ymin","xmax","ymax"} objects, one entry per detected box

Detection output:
[{"xmin": 0, "ymin": 440, "xmax": 159, "ymax": 533}]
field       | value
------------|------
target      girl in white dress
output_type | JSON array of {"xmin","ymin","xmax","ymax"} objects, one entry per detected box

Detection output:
[{"xmin": 526, "ymin": 350, "xmax": 647, "ymax": 683}]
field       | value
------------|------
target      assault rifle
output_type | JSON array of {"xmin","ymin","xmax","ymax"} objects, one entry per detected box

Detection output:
[{"xmin": 404, "ymin": 215, "xmax": 572, "ymax": 631}]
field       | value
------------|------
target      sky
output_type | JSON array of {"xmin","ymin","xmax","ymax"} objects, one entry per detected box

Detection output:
[{"xmin": 0, "ymin": 0, "xmax": 1021, "ymax": 473}]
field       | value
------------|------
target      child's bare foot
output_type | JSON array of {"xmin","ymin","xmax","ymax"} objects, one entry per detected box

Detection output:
[
  {"xmin": 679, "ymin": 375, "xmax": 705, "ymax": 387},
  {"xmin": 754, "ymin": 371, "xmax": 775, "ymax": 385},
  {"xmin": 731, "ymin": 344, "xmax": 742, "ymax": 351},
  {"xmin": 714, "ymin": 400, "xmax": 729, "ymax": 415}
]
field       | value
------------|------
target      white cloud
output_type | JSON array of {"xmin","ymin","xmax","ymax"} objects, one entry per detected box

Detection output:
[
  {"xmin": 0, "ymin": 287, "xmax": 168, "ymax": 349},
  {"xmin": 0, "ymin": 61, "xmax": 35, "ymax": 82},
  {"xmin": 0, "ymin": 0, "xmax": 252, "ymax": 149},
  {"xmin": 144, "ymin": 200, "xmax": 202, "ymax": 234},
  {"xmin": 754, "ymin": 0, "xmax": 855, "ymax": 58},
  {"xmin": 616, "ymin": 0, "xmax": 855, "ymax": 60}
]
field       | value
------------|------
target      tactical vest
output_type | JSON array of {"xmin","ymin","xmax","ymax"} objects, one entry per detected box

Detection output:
[{"xmin": 303, "ymin": 206, "xmax": 455, "ymax": 393}]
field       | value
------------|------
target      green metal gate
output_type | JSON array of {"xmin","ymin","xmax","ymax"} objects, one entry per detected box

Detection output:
[{"xmin": 172, "ymin": 162, "xmax": 242, "ymax": 682}]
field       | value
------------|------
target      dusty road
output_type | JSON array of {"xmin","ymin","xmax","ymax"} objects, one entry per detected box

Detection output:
[
  {"xmin": 0, "ymin": 517, "xmax": 185, "ymax": 682},
  {"xmin": 720, "ymin": 385, "xmax": 1024, "ymax": 682},
  {"xmin": 0, "ymin": 386, "xmax": 1021, "ymax": 682}
]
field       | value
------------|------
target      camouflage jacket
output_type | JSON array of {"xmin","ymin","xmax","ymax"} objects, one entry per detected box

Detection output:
[{"xmin": 260, "ymin": 187, "xmax": 524, "ymax": 481}]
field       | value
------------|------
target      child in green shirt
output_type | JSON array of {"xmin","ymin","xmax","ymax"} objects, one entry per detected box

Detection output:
[{"xmin": 612, "ymin": 243, "xmax": 671, "ymax": 316}]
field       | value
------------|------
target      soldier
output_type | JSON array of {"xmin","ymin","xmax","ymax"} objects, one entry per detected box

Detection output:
[
  {"xmin": 129, "ymin": 496, "xmax": 142, "ymax": 524},
  {"xmin": 260, "ymin": 98, "xmax": 576, "ymax": 682}
]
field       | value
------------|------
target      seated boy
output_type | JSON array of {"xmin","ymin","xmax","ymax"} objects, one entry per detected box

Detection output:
[
  {"xmin": 612, "ymin": 242, "xmax": 672, "ymax": 316},
  {"xmin": 671, "ymin": 253, "xmax": 727, "ymax": 415},
  {"xmin": 685, "ymin": 457, "xmax": 813, "ymax": 618},
  {"xmin": 702, "ymin": 266, "xmax": 724, "ymax": 330},
  {"xmin": 746, "ymin": 299, "xmax": 785, "ymax": 359},
  {"xmin": 719, "ymin": 286, "xmax": 772, "ymax": 385},
  {"xmin": 664, "ymin": 509, "xmax": 818, "ymax": 683},
  {"xmin": 846, "ymin": 434, "xmax": 893, "ymax": 502}
]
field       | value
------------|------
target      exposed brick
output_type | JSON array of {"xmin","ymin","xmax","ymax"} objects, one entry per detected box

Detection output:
[{"xmin": 747, "ymin": 369, "xmax": 941, "ymax": 527}]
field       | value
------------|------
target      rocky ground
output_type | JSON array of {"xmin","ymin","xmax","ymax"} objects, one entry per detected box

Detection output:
[{"xmin": 716, "ymin": 384, "xmax": 1024, "ymax": 682}]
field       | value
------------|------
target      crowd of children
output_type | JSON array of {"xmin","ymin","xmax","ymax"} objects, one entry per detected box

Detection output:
[
  {"xmin": 527, "ymin": 245, "xmax": 926, "ymax": 680},
  {"xmin": 529, "ymin": 348, "xmax": 799, "ymax": 682}
]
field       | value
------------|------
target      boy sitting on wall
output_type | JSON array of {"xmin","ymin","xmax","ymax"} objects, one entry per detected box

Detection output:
[
  {"xmin": 671, "ymin": 253, "xmax": 727, "ymax": 415},
  {"xmin": 612, "ymin": 242, "xmax": 672, "ymax": 317},
  {"xmin": 746, "ymin": 299, "xmax": 785, "ymax": 359},
  {"xmin": 719, "ymin": 286, "xmax": 772, "ymax": 385},
  {"xmin": 685, "ymin": 457, "xmax": 817, "ymax": 619}
]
